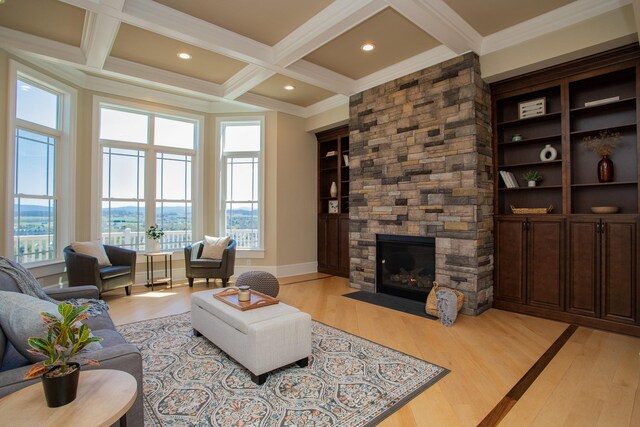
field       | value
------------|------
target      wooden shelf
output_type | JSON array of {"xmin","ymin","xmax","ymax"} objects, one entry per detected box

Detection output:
[
  {"xmin": 497, "ymin": 112, "xmax": 561, "ymax": 127},
  {"xmin": 500, "ymin": 159, "xmax": 562, "ymax": 168},
  {"xmin": 571, "ymin": 181, "xmax": 637, "ymax": 188},
  {"xmin": 498, "ymin": 134, "xmax": 562, "ymax": 146},
  {"xmin": 570, "ymin": 123, "xmax": 636, "ymax": 137},
  {"xmin": 499, "ymin": 185, "xmax": 562, "ymax": 191},
  {"xmin": 570, "ymin": 97, "xmax": 636, "ymax": 113}
]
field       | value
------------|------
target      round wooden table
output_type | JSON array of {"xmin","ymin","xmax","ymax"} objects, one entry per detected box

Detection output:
[{"xmin": 0, "ymin": 369, "xmax": 137, "ymax": 427}]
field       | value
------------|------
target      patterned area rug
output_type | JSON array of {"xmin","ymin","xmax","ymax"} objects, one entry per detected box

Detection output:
[{"xmin": 118, "ymin": 312, "xmax": 448, "ymax": 426}]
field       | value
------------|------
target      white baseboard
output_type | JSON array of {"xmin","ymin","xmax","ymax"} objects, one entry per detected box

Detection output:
[{"xmin": 132, "ymin": 261, "xmax": 318, "ymax": 286}]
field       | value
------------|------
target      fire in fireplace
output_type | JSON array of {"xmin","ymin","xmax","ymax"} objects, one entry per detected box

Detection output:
[{"xmin": 376, "ymin": 234, "xmax": 436, "ymax": 302}]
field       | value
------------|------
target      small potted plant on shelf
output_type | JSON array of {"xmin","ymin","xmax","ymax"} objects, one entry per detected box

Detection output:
[
  {"xmin": 583, "ymin": 130, "xmax": 622, "ymax": 182},
  {"xmin": 24, "ymin": 303, "xmax": 102, "ymax": 407},
  {"xmin": 522, "ymin": 170, "xmax": 543, "ymax": 187}
]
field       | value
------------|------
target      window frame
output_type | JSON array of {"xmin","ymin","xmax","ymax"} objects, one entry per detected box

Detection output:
[
  {"xmin": 217, "ymin": 117, "xmax": 265, "ymax": 256},
  {"xmin": 91, "ymin": 97, "xmax": 204, "ymax": 254},
  {"xmin": 5, "ymin": 60, "xmax": 76, "ymax": 266}
]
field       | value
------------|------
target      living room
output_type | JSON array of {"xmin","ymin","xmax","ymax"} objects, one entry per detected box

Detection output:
[{"xmin": 1, "ymin": 0, "xmax": 640, "ymax": 426}]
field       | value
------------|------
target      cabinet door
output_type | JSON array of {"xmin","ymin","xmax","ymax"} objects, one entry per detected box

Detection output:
[
  {"xmin": 317, "ymin": 216, "xmax": 328, "ymax": 268},
  {"xmin": 601, "ymin": 218, "xmax": 637, "ymax": 323},
  {"xmin": 326, "ymin": 215, "xmax": 340, "ymax": 269},
  {"xmin": 527, "ymin": 217, "xmax": 564, "ymax": 310},
  {"xmin": 495, "ymin": 218, "xmax": 526, "ymax": 303},
  {"xmin": 339, "ymin": 215, "xmax": 350, "ymax": 276},
  {"xmin": 567, "ymin": 218, "xmax": 600, "ymax": 317}
]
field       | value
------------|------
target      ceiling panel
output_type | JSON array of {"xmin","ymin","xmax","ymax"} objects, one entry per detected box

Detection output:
[
  {"xmin": 303, "ymin": 7, "xmax": 441, "ymax": 80},
  {"xmin": 443, "ymin": 0, "xmax": 576, "ymax": 36},
  {"xmin": 110, "ymin": 24, "xmax": 248, "ymax": 85},
  {"xmin": 249, "ymin": 74, "xmax": 336, "ymax": 107},
  {"xmin": 0, "ymin": 0, "xmax": 85, "ymax": 47},
  {"xmin": 153, "ymin": 0, "xmax": 334, "ymax": 46}
]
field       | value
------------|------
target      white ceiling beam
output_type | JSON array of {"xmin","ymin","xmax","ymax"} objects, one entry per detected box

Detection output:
[
  {"xmin": 236, "ymin": 92, "xmax": 307, "ymax": 117},
  {"xmin": 482, "ymin": 0, "xmax": 632, "ymax": 55},
  {"xmin": 353, "ymin": 45, "xmax": 458, "ymax": 93},
  {"xmin": 222, "ymin": 65, "xmax": 276, "ymax": 100},
  {"xmin": 0, "ymin": 27, "xmax": 86, "ymax": 66},
  {"xmin": 387, "ymin": 0, "xmax": 482, "ymax": 54},
  {"xmin": 304, "ymin": 94, "xmax": 349, "ymax": 118},
  {"xmin": 81, "ymin": 11, "xmax": 121, "ymax": 69},
  {"xmin": 285, "ymin": 60, "xmax": 355, "ymax": 95},
  {"xmin": 273, "ymin": 0, "xmax": 387, "ymax": 67}
]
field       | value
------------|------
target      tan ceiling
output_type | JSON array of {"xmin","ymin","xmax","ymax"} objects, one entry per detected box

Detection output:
[
  {"xmin": 443, "ymin": 0, "xmax": 576, "ymax": 36},
  {"xmin": 110, "ymin": 24, "xmax": 248, "ymax": 85},
  {"xmin": 249, "ymin": 74, "xmax": 336, "ymax": 107},
  {"xmin": 303, "ymin": 7, "xmax": 441, "ymax": 80},
  {"xmin": 153, "ymin": 0, "xmax": 334, "ymax": 46},
  {"xmin": 0, "ymin": 0, "xmax": 85, "ymax": 47}
]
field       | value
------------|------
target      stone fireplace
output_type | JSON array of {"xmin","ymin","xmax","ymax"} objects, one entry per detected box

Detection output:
[
  {"xmin": 349, "ymin": 53, "xmax": 493, "ymax": 315},
  {"xmin": 376, "ymin": 234, "xmax": 435, "ymax": 302}
]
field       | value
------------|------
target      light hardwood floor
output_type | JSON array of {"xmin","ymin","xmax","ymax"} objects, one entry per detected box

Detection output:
[{"xmin": 103, "ymin": 275, "xmax": 640, "ymax": 426}]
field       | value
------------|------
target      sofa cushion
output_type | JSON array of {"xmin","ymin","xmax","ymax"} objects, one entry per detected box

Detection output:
[
  {"xmin": 0, "ymin": 291, "xmax": 102, "ymax": 363},
  {"xmin": 72, "ymin": 240, "xmax": 112, "ymax": 267},
  {"xmin": 99, "ymin": 266, "xmax": 131, "ymax": 280},
  {"xmin": 92, "ymin": 329, "xmax": 126, "ymax": 347},
  {"xmin": 201, "ymin": 236, "xmax": 230, "ymax": 260}
]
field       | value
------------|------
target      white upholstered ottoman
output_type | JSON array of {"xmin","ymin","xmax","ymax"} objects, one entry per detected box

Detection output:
[{"xmin": 191, "ymin": 288, "xmax": 312, "ymax": 384}]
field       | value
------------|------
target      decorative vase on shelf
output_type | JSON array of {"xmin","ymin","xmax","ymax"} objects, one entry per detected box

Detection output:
[
  {"xmin": 597, "ymin": 155, "xmax": 613, "ymax": 182},
  {"xmin": 330, "ymin": 181, "xmax": 338, "ymax": 197},
  {"xmin": 539, "ymin": 144, "xmax": 557, "ymax": 162}
]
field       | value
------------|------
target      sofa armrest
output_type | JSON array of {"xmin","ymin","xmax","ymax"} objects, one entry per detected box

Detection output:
[{"xmin": 46, "ymin": 285, "xmax": 100, "ymax": 301}]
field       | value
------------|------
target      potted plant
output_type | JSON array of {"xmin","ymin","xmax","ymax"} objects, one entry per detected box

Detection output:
[
  {"xmin": 583, "ymin": 130, "xmax": 622, "ymax": 182},
  {"xmin": 146, "ymin": 224, "xmax": 165, "ymax": 251},
  {"xmin": 24, "ymin": 303, "xmax": 102, "ymax": 408},
  {"xmin": 522, "ymin": 170, "xmax": 542, "ymax": 187}
]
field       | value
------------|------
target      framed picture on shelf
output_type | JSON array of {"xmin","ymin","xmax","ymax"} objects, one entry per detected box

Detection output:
[
  {"xmin": 328, "ymin": 200, "xmax": 339, "ymax": 213},
  {"xmin": 518, "ymin": 97, "xmax": 546, "ymax": 119}
]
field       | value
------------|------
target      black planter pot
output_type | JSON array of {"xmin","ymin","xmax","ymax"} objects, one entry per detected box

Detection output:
[{"xmin": 41, "ymin": 362, "xmax": 80, "ymax": 408}]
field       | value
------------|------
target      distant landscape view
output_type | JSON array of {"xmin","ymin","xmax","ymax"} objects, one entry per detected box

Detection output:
[{"xmin": 15, "ymin": 204, "xmax": 258, "ymax": 249}]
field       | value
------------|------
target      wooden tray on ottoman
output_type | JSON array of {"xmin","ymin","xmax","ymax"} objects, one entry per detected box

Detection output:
[{"xmin": 214, "ymin": 288, "xmax": 279, "ymax": 311}]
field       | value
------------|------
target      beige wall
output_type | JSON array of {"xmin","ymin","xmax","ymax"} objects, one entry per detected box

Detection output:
[
  {"xmin": 305, "ymin": 104, "xmax": 349, "ymax": 133},
  {"xmin": 0, "ymin": 49, "xmax": 8, "ymax": 257},
  {"xmin": 276, "ymin": 113, "xmax": 317, "ymax": 266}
]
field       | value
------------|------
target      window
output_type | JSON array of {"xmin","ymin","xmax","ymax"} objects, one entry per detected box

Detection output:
[
  {"xmin": 6, "ymin": 64, "xmax": 75, "ymax": 265},
  {"xmin": 98, "ymin": 103, "xmax": 199, "ymax": 252},
  {"xmin": 219, "ymin": 119, "xmax": 264, "ymax": 250}
]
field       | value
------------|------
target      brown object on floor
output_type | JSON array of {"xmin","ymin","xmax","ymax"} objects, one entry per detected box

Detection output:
[{"xmin": 213, "ymin": 287, "xmax": 279, "ymax": 311}]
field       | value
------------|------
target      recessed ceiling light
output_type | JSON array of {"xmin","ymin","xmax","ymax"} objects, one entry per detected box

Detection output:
[
  {"xmin": 361, "ymin": 43, "xmax": 375, "ymax": 52},
  {"xmin": 284, "ymin": 85, "xmax": 295, "ymax": 91},
  {"xmin": 177, "ymin": 52, "xmax": 192, "ymax": 60}
]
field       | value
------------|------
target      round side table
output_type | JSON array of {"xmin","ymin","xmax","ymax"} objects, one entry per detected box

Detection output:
[{"xmin": 0, "ymin": 369, "xmax": 137, "ymax": 427}]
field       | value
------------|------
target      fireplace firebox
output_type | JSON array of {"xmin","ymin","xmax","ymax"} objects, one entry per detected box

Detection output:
[{"xmin": 376, "ymin": 234, "xmax": 435, "ymax": 302}]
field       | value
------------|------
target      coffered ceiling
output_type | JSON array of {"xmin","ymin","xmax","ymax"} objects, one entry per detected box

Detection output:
[{"xmin": 0, "ymin": 0, "xmax": 636, "ymax": 117}]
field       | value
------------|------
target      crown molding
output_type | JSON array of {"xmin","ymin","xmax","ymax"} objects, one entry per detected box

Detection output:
[
  {"xmin": 0, "ymin": 27, "xmax": 86, "ymax": 65},
  {"xmin": 481, "ymin": 0, "xmax": 632, "ymax": 55},
  {"xmin": 273, "ymin": 0, "xmax": 386, "ymax": 67},
  {"xmin": 387, "ymin": 0, "xmax": 482, "ymax": 54},
  {"xmin": 353, "ymin": 45, "xmax": 458, "ymax": 94},
  {"xmin": 222, "ymin": 64, "xmax": 276, "ymax": 100},
  {"xmin": 81, "ymin": 11, "xmax": 121, "ymax": 69},
  {"xmin": 304, "ymin": 94, "xmax": 349, "ymax": 118}
]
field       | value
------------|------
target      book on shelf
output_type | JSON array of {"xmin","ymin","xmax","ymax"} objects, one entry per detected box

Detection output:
[{"xmin": 499, "ymin": 171, "xmax": 519, "ymax": 188}]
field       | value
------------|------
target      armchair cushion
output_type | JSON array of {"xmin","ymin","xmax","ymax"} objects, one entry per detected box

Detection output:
[
  {"xmin": 99, "ymin": 266, "xmax": 132, "ymax": 280},
  {"xmin": 190, "ymin": 259, "xmax": 222, "ymax": 269},
  {"xmin": 71, "ymin": 240, "xmax": 112, "ymax": 267},
  {"xmin": 0, "ymin": 291, "xmax": 102, "ymax": 363},
  {"xmin": 201, "ymin": 235, "xmax": 230, "ymax": 260}
]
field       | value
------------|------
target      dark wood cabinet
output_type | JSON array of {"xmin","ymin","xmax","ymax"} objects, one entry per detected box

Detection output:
[
  {"xmin": 492, "ymin": 45, "xmax": 640, "ymax": 336},
  {"xmin": 316, "ymin": 126, "xmax": 349, "ymax": 278},
  {"xmin": 495, "ymin": 217, "xmax": 563, "ymax": 310}
]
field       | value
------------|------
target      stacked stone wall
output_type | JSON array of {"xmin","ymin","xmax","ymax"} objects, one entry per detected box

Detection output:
[{"xmin": 348, "ymin": 53, "xmax": 493, "ymax": 314}]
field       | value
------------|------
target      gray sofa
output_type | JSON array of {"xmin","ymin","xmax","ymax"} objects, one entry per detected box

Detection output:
[{"xmin": 0, "ymin": 271, "xmax": 143, "ymax": 427}]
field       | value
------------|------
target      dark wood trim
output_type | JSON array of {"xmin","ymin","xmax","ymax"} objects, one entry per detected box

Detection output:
[{"xmin": 478, "ymin": 324, "xmax": 578, "ymax": 427}]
